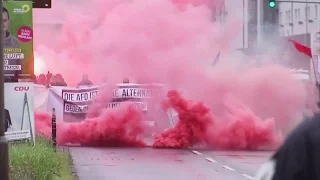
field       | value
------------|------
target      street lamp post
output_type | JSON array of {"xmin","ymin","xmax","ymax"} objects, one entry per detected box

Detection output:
[{"xmin": 0, "ymin": 1, "xmax": 10, "ymax": 180}]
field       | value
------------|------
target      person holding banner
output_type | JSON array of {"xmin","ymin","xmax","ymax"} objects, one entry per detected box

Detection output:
[
  {"xmin": 3, "ymin": 7, "xmax": 20, "ymax": 48},
  {"xmin": 123, "ymin": 77, "xmax": 129, "ymax": 83},
  {"xmin": 77, "ymin": 74, "xmax": 93, "ymax": 87}
]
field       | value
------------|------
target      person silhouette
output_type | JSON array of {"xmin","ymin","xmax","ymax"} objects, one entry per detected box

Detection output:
[
  {"xmin": 123, "ymin": 77, "xmax": 129, "ymax": 83},
  {"xmin": 4, "ymin": 108, "xmax": 12, "ymax": 132},
  {"xmin": 77, "ymin": 74, "xmax": 93, "ymax": 87}
]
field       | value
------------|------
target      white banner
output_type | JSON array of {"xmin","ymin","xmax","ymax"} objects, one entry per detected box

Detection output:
[
  {"xmin": 4, "ymin": 82, "xmax": 35, "ymax": 142},
  {"xmin": 37, "ymin": 83, "xmax": 181, "ymax": 131},
  {"xmin": 46, "ymin": 83, "xmax": 164, "ymax": 122}
]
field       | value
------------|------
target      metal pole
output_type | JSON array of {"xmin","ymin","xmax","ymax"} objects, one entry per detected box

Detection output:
[
  {"xmin": 52, "ymin": 108, "xmax": 56, "ymax": 151},
  {"xmin": 243, "ymin": 0, "xmax": 245, "ymax": 48},
  {"xmin": 305, "ymin": 0, "xmax": 308, "ymax": 45},
  {"xmin": 0, "ymin": 1, "xmax": 9, "ymax": 180}
]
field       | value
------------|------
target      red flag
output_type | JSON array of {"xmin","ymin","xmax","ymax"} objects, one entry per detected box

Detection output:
[{"xmin": 288, "ymin": 39, "xmax": 312, "ymax": 58}]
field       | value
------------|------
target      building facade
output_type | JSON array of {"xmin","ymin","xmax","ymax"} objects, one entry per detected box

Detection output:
[
  {"xmin": 212, "ymin": 0, "xmax": 249, "ymax": 49},
  {"xmin": 278, "ymin": 0, "xmax": 320, "ymax": 81},
  {"xmin": 278, "ymin": 0, "xmax": 320, "ymax": 39}
]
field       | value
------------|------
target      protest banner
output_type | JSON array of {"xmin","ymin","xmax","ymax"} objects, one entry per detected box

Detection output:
[
  {"xmin": 4, "ymin": 82, "xmax": 35, "ymax": 142},
  {"xmin": 3, "ymin": 1, "xmax": 34, "ymax": 79},
  {"xmin": 62, "ymin": 87, "xmax": 99, "ymax": 122},
  {"xmin": 106, "ymin": 102, "xmax": 148, "ymax": 111},
  {"xmin": 45, "ymin": 84, "xmax": 164, "ymax": 122},
  {"xmin": 112, "ymin": 87, "xmax": 156, "ymax": 99}
]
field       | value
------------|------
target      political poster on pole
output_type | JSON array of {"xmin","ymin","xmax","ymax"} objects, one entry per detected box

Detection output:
[
  {"xmin": 3, "ymin": 1, "xmax": 34, "ymax": 79},
  {"xmin": 4, "ymin": 82, "xmax": 35, "ymax": 143}
]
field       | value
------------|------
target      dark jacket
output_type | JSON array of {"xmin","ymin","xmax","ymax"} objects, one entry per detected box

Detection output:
[
  {"xmin": 4, "ymin": 109, "xmax": 12, "ymax": 132},
  {"xmin": 4, "ymin": 31, "xmax": 19, "ymax": 48},
  {"xmin": 271, "ymin": 113, "xmax": 320, "ymax": 180}
]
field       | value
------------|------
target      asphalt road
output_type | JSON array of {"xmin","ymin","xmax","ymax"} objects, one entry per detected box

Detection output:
[{"xmin": 69, "ymin": 147, "xmax": 273, "ymax": 180}]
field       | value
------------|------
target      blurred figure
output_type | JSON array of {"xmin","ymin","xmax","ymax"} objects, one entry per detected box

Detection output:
[
  {"xmin": 37, "ymin": 74, "xmax": 46, "ymax": 85},
  {"xmin": 123, "ymin": 77, "xmax": 129, "ymax": 83},
  {"xmin": 49, "ymin": 75, "xmax": 57, "ymax": 86},
  {"xmin": 59, "ymin": 78, "xmax": 68, "ymax": 86},
  {"xmin": 54, "ymin": 74, "xmax": 67, "ymax": 86},
  {"xmin": 77, "ymin": 74, "xmax": 93, "ymax": 87},
  {"xmin": 51, "ymin": 74, "xmax": 67, "ymax": 86},
  {"xmin": 30, "ymin": 74, "xmax": 37, "ymax": 84},
  {"xmin": 4, "ymin": 108, "xmax": 12, "ymax": 132},
  {"xmin": 255, "ymin": 83, "xmax": 320, "ymax": 180},
  {"xmin": 46, "ymin": 71, "xmax": 52, "ymax": 85}
]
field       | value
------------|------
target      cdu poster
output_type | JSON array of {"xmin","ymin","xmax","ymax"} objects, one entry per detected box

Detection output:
[
  {"xmin": 3, "ymin": 1, "xmax": 34, "ymax": 79},
  {"xmin": 4, "ymin": 82, "xmax": 35, "ymax": 142}
]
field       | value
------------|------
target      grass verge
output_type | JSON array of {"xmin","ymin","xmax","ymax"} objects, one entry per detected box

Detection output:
[{"xmin": 9, "ymin": 135, "xmax": 75, "ymax": 180}]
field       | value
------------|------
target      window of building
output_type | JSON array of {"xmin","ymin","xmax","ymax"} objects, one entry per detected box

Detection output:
[
  {"xmin": 298, "ymin": 9, "xmax": 300, "ymax": 20},
  {"xmin": 289, "ymin": 10, "xmax": 291, "ymax": 21},
  {"xmin": 305, "ymin": 6, "xmax": 307, "ymax": 19},
  {"xmin": 279, "ymin": 12, "xmax": 282, "ymax": 24},
  {"xmin": 295, "ymin": 9, "xmax": 297, "ymax": 20},
  {"xmin": 285, "ymin": 11, "xmax": 288, "ymax": 22},
  {"xmin": 316, "ymin": 5, "xmax": 318, "ymax": 19},
  {"xmin": 307, "ymin": 6, "xmax": 311, "ymax": 18}
]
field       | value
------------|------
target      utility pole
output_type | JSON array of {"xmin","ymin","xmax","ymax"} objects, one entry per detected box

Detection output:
[
  {"xmin": 0, "ymin": 1, "xmax": 9, "ymax": 180},
  {"xmin": 305, "ymin": 0, "xmax": 308, "ymax": 46}
]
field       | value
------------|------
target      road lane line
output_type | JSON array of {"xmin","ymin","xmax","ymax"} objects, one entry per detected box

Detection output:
[
  {"xmin": 241, "ymin": 174, "xmax": 254, "ymax": 179},
  {"xmin": 191, "ymin": 150, "xmax": 202, "ymax": 155},
  {"xmin": 222, "ymin": 165, "xmax": 235, "ymax": 171},
  {"xmin": 205, "ymin": 157, "xmax": 217, "ymax": 163}
]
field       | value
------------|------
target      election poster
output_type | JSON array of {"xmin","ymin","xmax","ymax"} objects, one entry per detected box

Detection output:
[
  {"xmin": 3, "ymin": 1, "xmax": 34, "ymax": 79},
  {"xmin": 4, "ymin": 82, "xmax": 35, "ymax": 142}
]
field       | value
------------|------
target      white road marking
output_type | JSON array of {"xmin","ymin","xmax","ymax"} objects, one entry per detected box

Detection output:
[
  {"xmin": 191, "ymin": 150, "xmax": 202, "ymax": 155},
  {"xmin": 241, "ymin": 174, "xmax": 254, "ymax": 179},
  {"xmin": 222, "ymin": 165, "xmax": 235, "ymax": 171},
  {"xmin": 205, "ymin": 157, "xmax": 217, "ymax": 163}
]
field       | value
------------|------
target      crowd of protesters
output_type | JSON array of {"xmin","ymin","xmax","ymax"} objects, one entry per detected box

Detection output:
[
  {"xmin": 32, "ymin": 71, "xmax": 68, "ymax": 87},
  {"xmin": 31, "ymin": 71, "xmax": 131, "ymax": 87}
]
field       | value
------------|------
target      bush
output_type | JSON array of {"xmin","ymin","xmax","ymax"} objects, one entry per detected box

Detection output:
[{"xmin": 9, "ymin": 135, "xmax": 74, "ymax": 180}]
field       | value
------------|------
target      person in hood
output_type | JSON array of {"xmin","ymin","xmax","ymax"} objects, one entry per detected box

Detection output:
[
  {"xmin": 3, "ymin": 7, "xmax": 20, "ymax": 48},
  {"xmin": 255, "ymin": 83, "xmax": 320, "ymax": 180}
]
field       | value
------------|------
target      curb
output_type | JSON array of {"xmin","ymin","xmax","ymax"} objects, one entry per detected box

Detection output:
[{"xmin": 58, "ymin": 146, "xmax": 79, "ymax": 180}]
